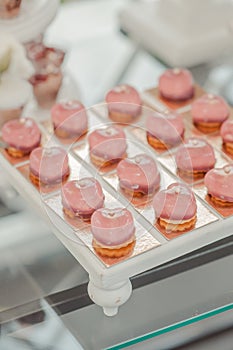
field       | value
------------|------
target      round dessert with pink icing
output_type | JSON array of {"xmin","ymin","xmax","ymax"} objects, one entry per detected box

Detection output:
[
  {"xmin": 146, "ymin": 110, "xmax": 185, "ymax": 149},
  {"xmin": 153, "ymin": 183, "xmax": 197, "ymax": 232},
  {"xmin": 51, "ymin": 100, "xmax": 88, "ymax": 139},
  {"xmin": 191, "ymin": 94, "xmax": 229, "ymax": 132},
  {"xmin": 204, "ymin": 164, "xmax": 233, "ymax": 206},
  {"xmin": 29, "ymin": 147, "xmax": 70, "ymax": 186},
  {"xmin": 1, "ymin": 118, "xmax": 41, "ymax": 158},
  {"xmin": 88, "ymin": 126, "xmax": 127, "ymax": 167},
  {"xmin": 220, "ymin": 119, "xmax": 233, "ymax": 155},
  {"xmin": 62, "ymin": 178, "xmax": 104, "ymax": 221},
  {"xmin": 91, "ymin": 207, "xmax": 136, "ymax": 258},
  {"xmin": 117, "ymin": 154, "xmax": 160, "ymax": 197},
  {"xmin": 159, "ymin": 68, "xmax": 194, "ymax": 102},
  {"xmin": 105, "ymin": 84, "xmax": 142, "ymax": 123},
  {"xmin": 175, "ymin": 138, "xmax": 215, "ymax": 178}
]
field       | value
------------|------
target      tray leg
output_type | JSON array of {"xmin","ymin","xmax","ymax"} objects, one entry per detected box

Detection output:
[{"xmin": 88, "ymin": 278, "xmax": 132, "ymax": 316}]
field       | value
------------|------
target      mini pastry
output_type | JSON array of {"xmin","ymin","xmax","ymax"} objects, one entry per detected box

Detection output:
[
  {"xmin": 0, "ymin": 0, "xmax": 22, "ymax": 19},
  {"xmin": 159, "ymin": 68, "xmax": 194, "ymax": 101},
  {"xmin": 1, "ymin": 118, "xmax": 41, "ymax": 158},
  {"xmin": 175, "ymin": 138, "xmax": 215, "ymax": 178},
  {"xmin": 220, "ymin": 119, "xmax": 233, "ymax": 155},
  {"xmin": 51, "ymin": 100, "xmax": 88, "ymax": 139},
  {"xmin": 204, "ymin": 164, "xmax": 233, "ymax": 206},
  {"xmin": 117, "ymin": 154, "xmax": 160, "ymax": 197},
  {"xmin": 29, "ymin": 147, "xmax": 70, "ymax": 186},
  {"xmin": 62, "ymin": 178, "xmax": 104, "ymax": 221},
  {"xmin": 30, "ymin": 66, "xmax": 62, "ymax": 109},
  {"xmin": 146, "ymin": 110, "xmax": 184, "ymax": 149},
  {"xmin": 91, "ymin": 207, "xmax": 136, "ymax": 258},
  {"xmin": 105, "ymin": 84, "xmax": 142, "ymax": 123},
  {"xmin": 88, "ymin": 126, "xmax": 127, "ymax": 167},
  {"xmin": 153, "ymin": 183, "xmax": 197, "ymax": 232},
  {"xmin": 191, "ymin": 94, "xmax": 229, "ymax": 132}
]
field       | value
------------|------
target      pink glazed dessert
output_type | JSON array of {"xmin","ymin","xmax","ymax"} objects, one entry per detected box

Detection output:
[
  {"xmin": 62, "ymin": 178, "xmax": 104, "ymax": 221},
  {"xmin": 105, "ymin": 84, "xmax": 142, "ymax": 123},
  {"xmin": 91, "ymin": 207, "xmax": 136, "ymax": 258},
  {"xmin": 51, "ymin": 100, "xmax": 88, "ymax": 139},
  {"xmin": 1, "ymin": 118, "xmax": 41, "ymax": 158},
  {"xmin": 88, "ymin": 126, "xmax": 127, "ymax": 167},
  {"xmin": 159, "ymin": 68, "xmax": 194, "ymax": 101},
  {"xmin": 153, "ymin": 183, "xmax": 197, "ymax": 232},
  {"xmin": 191, "ymin": 94, "xmax": 229, "ymax": 132},
  {"xmin": 204, "ymin": 164, "xmax": 233, "ymax": 206},
  {"xmin": 117, "ymin": 154, "xmax": 160, "ymax": 197},
  {"xmin": 175, "ymin": 138, "xmax": 216, "ymax": 178},
  {"xmin": 29, "ymin": 147, "xmax": 70, "ymax": 186},
  {"xmin": 146, "ymin": 110, "xmax": 184, "ymax": 149}
]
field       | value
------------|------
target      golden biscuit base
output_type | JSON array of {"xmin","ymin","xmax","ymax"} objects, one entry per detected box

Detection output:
[
  {"xmin": 194, "ymin": 121, "xmax": 222, "ymax": 133},
  {"xmin": 30, "ymin": 171, "xmax": 70, "ymax": 187},
  {"xmin": 177, "ymin": 168, "xmax": 208, "ymax": 179},
  {"xmin": 63, "ymin": 207, "xmax": 92, "ymax": 222},
  {"xmin": 147, "ymin": 133, "xmax": 182, "ymax": 150},
  {"xmin": 223, "ymin": 142, "xmax": 233, "ymax": 156},
  {"xmin": 109, "ymin": 111, "xmax": 137, "ymax": 124},
  {"xmin": 93, "ymin": 238, "xmax": 136, "ymax": 258},
  {"xmin": 90, "ymin": 152, "xmax": 127, "ymax": 168},
  {"xmin": 208, "ymin": 194, "xmax": 233, "ymax": 207},
  {"xmin": 6, "ymin": 147, "xmax": 29, "ymax": 158},
  {"xmin": 120, "ymin": 184, "xmax": 159, "ymax": 198},
  {"xmin": 158, "ymin": 216, "xmax": 197, "ymax": 232},
  {"xmin": 54, "ymin": 126, "xmax": 87, "ymax": 140}
]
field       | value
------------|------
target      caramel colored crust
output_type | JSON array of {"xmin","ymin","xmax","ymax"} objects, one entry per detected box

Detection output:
[
  {"xmin": 177, "ymin": 168, "xmax": 209, "ymax": 179},
  {"xmin": 63, "ymin": 207, "xmax": 92, "ymax": 222},
  {"xmin": 120, "ymin": 184, "xmax": 159, "ymax": 198},
  {"xmin": 147, "ymin": 132, "xmax": 182, "ymax": 150},
  {"xmin": 90, "ymin": 152, "xmax": 127, "ymax": 168},
  {"xmin": 194, "ymin": 121, "xmax": 222, "ymax": 133},
  {"xmin": 54, "ymin": 127, "xmax": 87, "ymax": 140},
  {"xmin": 208, "ymin": 194, "xmax": 233, "ymax": 207},
  {"xmin": 30, "ymin": 170, "xmax": 70, "ymax": 187},
  {"xmin": 93, "ymin": 238, "xmax": 136, "ymax": 258},
  {"xmin": 6, "ymin": 147, "xmax": 29, "ymax": 158},
  {"xmin": 223, "ymin": 142, "xmax": 233, "ymax": 155},
  {"xmin": 158, "ymin": 216, "xmax": 197, "ymax": 232},
  {"xmin": 109, "ymin": 111, "xmax": 137, "ymax": 124}
]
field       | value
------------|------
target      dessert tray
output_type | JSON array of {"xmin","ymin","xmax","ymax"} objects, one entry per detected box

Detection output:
[{"xmin": 1, "ymin": 82, "xmax": 233, "ymax": 317}]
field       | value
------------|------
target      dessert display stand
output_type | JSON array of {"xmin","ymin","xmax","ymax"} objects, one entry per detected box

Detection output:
[{"xmin": 1, "ymin": 0, "xmax": 233, "ymax": 318}]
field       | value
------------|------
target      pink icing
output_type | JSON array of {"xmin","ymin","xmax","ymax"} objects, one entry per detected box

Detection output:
[
  {"xmin": 106, "ymin": 84, "xmax": 142, "ymax": 117},
  {"xmin": 88, "ymin": 126, "xmax": 127, "ymax": 160},
  {"xmin": 191, "ymin": 94, "xmax": 229, "ymax": 124},
  {"xmin": 220, "ymin": 119, "xmax": 233, "ymax": 143},
  {"xmin": 153, "ymin": 183, "xmax": 197, "ymax": 221},
  {"xmin": 61, "ymin": 178, "xmax": 104, "ymax": 215},
  {"xmin": 91, "ymin": 208, "xmax": 135, "ymax": 247},
  {"xmin": 29, "ymin": 147, "xmax": 69, "ymax": 184},
  {"xmin": 117, "ymin": 154, "xmax": 160, "ymax": 194},
  {"xmin": 204, "ymin": 164, "xmax": 233, "ymax": 202},
  {"xmin": 1, "ymin": 118, "xmax": 41, "ymax": 151},
  {"xmin": 159, "ymin": 68, "xmax": 194, "ymax": 101},
  {"xmin": 146, "ymin": 110, "xmax": 184, "ymax": 145},
  {"xmin": 51, "ymin": 100, "xmax": 88, "ymax": 135},
  {"xmin": 175, "ymin": 138, "xmax": 215, "ymax": 172}
]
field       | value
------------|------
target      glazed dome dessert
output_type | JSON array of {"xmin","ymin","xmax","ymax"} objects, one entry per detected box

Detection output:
[
  {"xmin": 159, "ymin": 68, "xmax": 194, "ymax": 102},
  {"xmin": 153, "ymin": 183, "xmax": 197, "ymax": 232}
]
